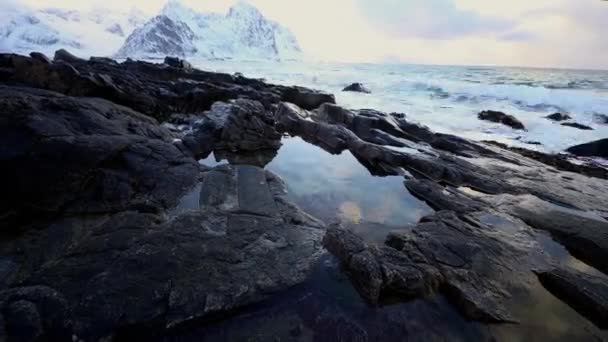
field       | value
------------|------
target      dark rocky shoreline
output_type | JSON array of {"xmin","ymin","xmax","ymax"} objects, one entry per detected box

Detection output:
[{"xmin": 1, "ymin": 51, "xmax": 607, "ymax": 341}]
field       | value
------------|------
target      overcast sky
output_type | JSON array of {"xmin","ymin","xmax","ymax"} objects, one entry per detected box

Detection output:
[{"xmin": 15, "ymin": 0, "xmax": 608, "ymax": 69}]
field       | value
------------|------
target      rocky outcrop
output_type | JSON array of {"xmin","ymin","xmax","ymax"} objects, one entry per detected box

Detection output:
[
  {"xmin": 323, "ymin": 210, "xmax": 528, "ymax": 323},
  {"xmin": 164, "ymin": 56, "xmax": 192, "ymax": 70},
  {"xmin": 537, "ymin": 268, "xmax": 608, "ymax": 329},
  {"xmin": 561, "ymin": 122, "xmax": 593, "ymax": 130},
  {"xmin": 280, "ymin": 86, "xmax": 335, "ymax": 110},
  {"xmin": 503, "ymin": 195, "xmax": 608, "ymax": 274},
  {"xmin": 0, "ymin": 51, "xmax": 334, "ymax": 122},
  {"xmin": 566, "ymin": 138, "xmax": 608, "ymax": 158},
  {"xmin": 343, "ymin": 83, "xmax": 371, "ymax": 94},
  {"xmin": 53, "ymin": 48, "xmax": 84, "ymax": 64},
  {"xmin": 1, "ymin": 165, "xmax": 325, "ymax": 340},
  {"xmin": 484, "ymin": 141, "xmax": 608, "ymax": 180},
  {"xmin": 0, "ymin": 86, "xmax": 199, "ymax": 227},
  {"xmin": 183, "ymin": 99, "xmax": 283, "ymax": 158},
  {"xmin": 3, "ymin": 50, "xmax": 608, "ymax": 339},
  {"xmin": 546, "ymin": 112, "xmax": 572, "ymax": 121},
  {"xmin": 478, "ymin": 110, "xmax": 525, "ymax": 130}
]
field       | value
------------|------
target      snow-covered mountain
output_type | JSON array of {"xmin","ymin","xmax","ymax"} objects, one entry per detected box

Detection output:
[
  {"xmin": 0, "ymin": 5, "xmax": 148, "ymax": 57},
  {"xmin": 116, "ymin": 0, "xmax": 302, "ymax": 60}
]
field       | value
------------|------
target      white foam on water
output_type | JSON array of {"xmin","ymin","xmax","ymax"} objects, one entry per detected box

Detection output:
[{"xmin": 191, "ymin": 59, "xmax": 608, "ymax": 153}]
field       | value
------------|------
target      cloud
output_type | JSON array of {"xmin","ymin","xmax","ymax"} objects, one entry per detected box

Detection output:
[
  {"xmin": 500, "ymin": 31, "xmax": 537, "ymax": 41},
  {"xmin": 355, "ymin": 0, "xmax": 518, "ymax": 39}
]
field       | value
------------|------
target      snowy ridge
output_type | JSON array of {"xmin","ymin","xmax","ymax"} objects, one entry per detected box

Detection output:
[
  {"xmin": 0, "ymin": 4, "xmax": 148, "ymax": 57},
  {"xmin": 117, "ymin": 0, "xmax": 302, "ymax": 60}
]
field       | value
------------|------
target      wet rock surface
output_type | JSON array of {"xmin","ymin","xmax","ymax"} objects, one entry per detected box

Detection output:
[
  {"xmin": 484, "ymin": 141, "xmax": 608, "ymax": 180},
  {"xmin": 1, "ymin": 165, "xmax": 324, "ymax": 340},
  {"xmin": 546, "ymin": 112, "xmax": 572, "ymax": 121},
  {"xmin": 343, "ymin": 82, "xmax": 371, "ymax": 93},
  {"xmin": 567, "ymin": 138, "xmax": 608, "ymax": 158},
  {"xmin": 537, "ymin": 267, "xmax": 608, "ymax": 329},
  {"xmin": 0, "ymin": 85, "xmax": 199, "ymax": 227},
  {"xmin": 478, "ymin": 110, "xmax": 526, "ymax": 130},
  {"xmin": 1, "ymin": 50, "xmax": 608, "ymax": 340},
  {"xmin": 0, "ymin": 51, "xmax": 334, "ymax": 122},
  {"xmin": 561, "ymin": 122, "xmax": 593, "ymax": 130}
]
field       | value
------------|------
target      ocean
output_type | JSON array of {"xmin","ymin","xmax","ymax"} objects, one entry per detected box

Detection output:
[{"xmin": 196, "ymin": 59, "xmax": 608, "ymax": 153}]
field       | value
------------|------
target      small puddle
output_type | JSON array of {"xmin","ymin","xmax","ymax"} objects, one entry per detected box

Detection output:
[
  {"xmin": 168, "ymin": 183, "xmax": 203, "ymax": 218},
  {"xmin": 265, "ymin": 137, "xmax": 433, "ymax": 241},
  {"xmin": 198, "ymin": 136, "xmax": 434, "ymax": 243}
]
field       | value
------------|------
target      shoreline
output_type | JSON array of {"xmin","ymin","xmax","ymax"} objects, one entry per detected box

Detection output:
[{"xmin": 1, "ymin": 50, "xmax": 607, "ymax": 341}]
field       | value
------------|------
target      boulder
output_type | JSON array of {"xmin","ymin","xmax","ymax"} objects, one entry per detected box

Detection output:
[
  {"xmin": 52, "ymin": 49, "xmax": 84, "ymax": 64},
  {"xmin": 281, "ymin": 86, "xmax": 335, "ymax": 110},
  {"xmin": 545, "ymin": 112, "xmax": 572, "ymax": 121},
  {"xmin": 566, "ymin": 138, "xmax": 608, "ymax": 158},
  {"xmin": 28, "ymin": 52, "xmax": 51, "ymax": 65},
  {"xmin": 0, "ymin": 86, "xmax": 199, "ymax": 227},
  {"xmin": 343, "ymin": 82, "xmax": 371, "ymax": 94},
  {"xmin": 478, "ymin": 110, "xmax": 525, "ymax": 130},
  {"xmin": 183, "ymin": 99, "xmax": 282, "ymax": 157},
  {"xmin": 164, "ymin": 56, "xmax": 192, "ymax": 70},
  {"xmin": 561, "ymin": 122, "xmax": 593, "ymax": 130}
]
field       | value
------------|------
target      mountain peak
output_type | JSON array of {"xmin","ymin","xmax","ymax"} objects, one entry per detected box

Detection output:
[
  {"xmin": 227, "ymin": 1, "xmax": 263, "ymax": 19},
  {"xmin": 161, "ymin": 0, "xmax": 191, "ymax": 18},
  {"xmin": 117, "ymin": 0, "xmax": 302, "ymax": 60}
]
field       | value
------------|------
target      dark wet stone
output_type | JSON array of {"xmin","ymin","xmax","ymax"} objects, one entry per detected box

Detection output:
[
  {"xmin": 478, "ymin": 110, "xmax": 525, "ymax": 130},
  {"xmin": 2, "ymin": 165, "xmax": 324, "ymax": 340},
  {"xmin": 561, "ymin": 122, "xmax": 593, "ymax": 130},
  {"xmin": 343, "ymin": 82, "xmax": 371, "ymax": 94},
  {"xmin": 506, "ymin": 195, "xmax": 608, "ymax": 274},
  {"xmin": 164, "ymin": 56, "xmax": 192, "ymax": 70},
  {"xmin": 183, "ymin": 99, "xmax": 282, "ymax": 157},
  {"xmin": 0, "ymin": 52, "xmax": 331, "ymax": 122},
  {"xmin": 281, "ymin": 86, "xmax": 335, "ymax": 110},
  {"xmin": 0, "ymin": 86, "xmax": 199, "ymax": 227},
  {"xmin": 28, "ymin": 52, "xmax": 51, "ymax": 64},
  {"xmin": 324, "ymin": 211, "xmax": 523, "ymax": 324},
  {"xmin": 53, "ymin": 49, "xmax": 84, "ymax": 64},
  {"xmin": 236, "ymin": 165, "xmax": 278, "ymax": 216},
  {"xmin": 485, "ymin": 141, "xmax": 608, "ymax": 180},
  {"xmin": 405, "ymin": 179, "xmax": 484, "ymax": 213},
  {"xmin": 537, "ymin": 268, "xmax": 608, "ymax": 329},
  {"xmin": 276, "ymin": 103, "xmax": 512, "ymax": 193},
  {"xmin": 89, "ymin": 56, "xmax": 118, "ymax": 65},
  {"xmin": 545, "ymin": 113, "xmax": 572, "ymax": 121},
  {"xmin": 566, "ymin": 138, "xmax": 608, "ymax": 158},
  {"xmin": 0, "ymin": 286, "xmax": 72, "ymax": 342}
]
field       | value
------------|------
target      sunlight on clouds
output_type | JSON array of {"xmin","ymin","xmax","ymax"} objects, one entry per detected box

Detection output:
[{"xmin": 16, "ymin": 0, "xmax": 608, "ymax": 69}]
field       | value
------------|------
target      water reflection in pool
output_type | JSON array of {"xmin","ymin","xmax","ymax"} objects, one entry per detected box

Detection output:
[{"xmin": 201, "ymin": 136, "xmax": 434, "ymax": 243}]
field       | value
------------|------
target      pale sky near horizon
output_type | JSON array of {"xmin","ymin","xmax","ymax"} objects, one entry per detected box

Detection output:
[{"xmin": 12, "ymin": 0, "xmax": 608, "ymax": 69}]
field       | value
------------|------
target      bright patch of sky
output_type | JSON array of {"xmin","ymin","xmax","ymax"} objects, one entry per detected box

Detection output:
[{"xmin": 10, "ymin": 0, "xmax": 608, "ymax": 69}]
